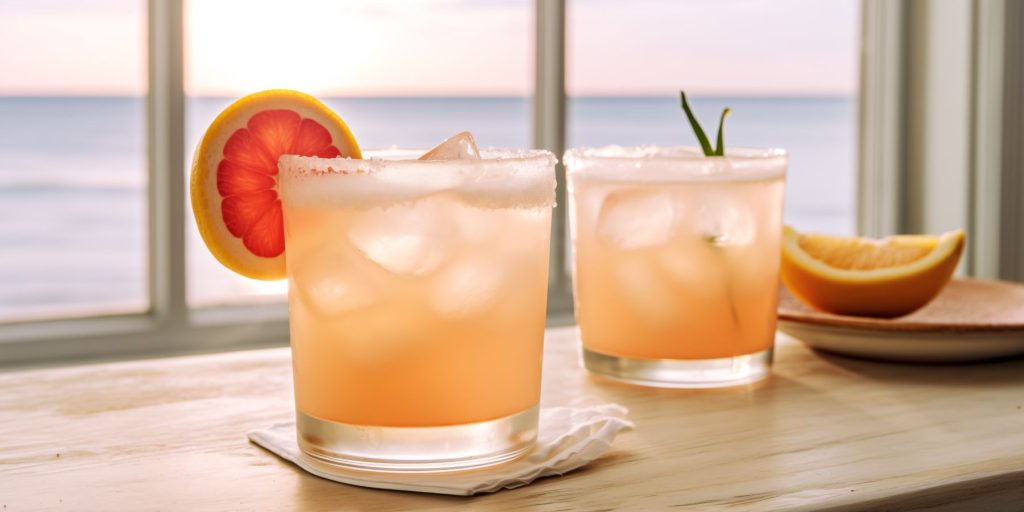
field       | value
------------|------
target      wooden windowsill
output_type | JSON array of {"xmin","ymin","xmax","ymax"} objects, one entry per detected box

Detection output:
[{"xmin": 2, "ymin": 326, "xmax": 1023, "ymax": 510}]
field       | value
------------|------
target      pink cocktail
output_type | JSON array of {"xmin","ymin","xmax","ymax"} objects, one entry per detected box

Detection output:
[
  {"xmin": 278, "ymin": 148, "xmax": 555, "ymax": 472},
  {"xmin": 567, "ymin": 146, "xmax": 787, "ymax": 388}
]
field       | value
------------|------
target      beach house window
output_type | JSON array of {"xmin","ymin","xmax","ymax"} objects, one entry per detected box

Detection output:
[
  {"xmin": 2, "ymin": 0, "xmax": 1019, "ymax": 365},
  {"xmin": 0, "ymin": 0, "xmax": 865, "ymax": 362},
  {"xmin": 0, "ymin": 0, "xmax": 147, "ymax": 323}
]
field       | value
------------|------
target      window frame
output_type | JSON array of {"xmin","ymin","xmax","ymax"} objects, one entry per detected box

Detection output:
[
  {"xmin": 858, "ymin": 0, "xmax": 1024, "ymax": 279},
  {"xmin": 5, "ymin": 0, "xmax": 1022, "ymax": 366},
  {"xmin": 0, "ymin": 0, "xmax": 571, "ymax": 366}
]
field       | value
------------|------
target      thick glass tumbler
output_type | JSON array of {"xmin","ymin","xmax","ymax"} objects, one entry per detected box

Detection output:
[
  {"xmin": 566, "ymin": 146, "xmax": 787, "ymax": 388},
  {"xmin": 278, "ymin": 149, "xmax": 555, "ymax": 472}
]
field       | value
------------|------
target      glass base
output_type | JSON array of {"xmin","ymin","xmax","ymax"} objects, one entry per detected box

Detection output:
[
  {"xmin": 582, "ymin": 347, "xmax": 772, "ymax": 388},
  {"xmin": 297, "ymin": 405, "xmax": 538, "ymax": 473}
]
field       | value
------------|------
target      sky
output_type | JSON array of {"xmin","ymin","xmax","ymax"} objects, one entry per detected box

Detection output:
[{"xmin": 0, "ymin": 0, "xmax": 859, "ymax": 97}]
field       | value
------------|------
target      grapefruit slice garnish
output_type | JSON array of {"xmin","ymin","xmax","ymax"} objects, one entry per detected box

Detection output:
[
  {"xmin": 781, "ymin": 226, "xmax": 965, "ymax": 317},
  {"xmin": 190, "ymin": 90, "xmax": 360, "ymax": 280}
]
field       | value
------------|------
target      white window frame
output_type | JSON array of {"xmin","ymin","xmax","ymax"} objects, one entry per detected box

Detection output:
[
  {"xmin": 0, "ymin": 0, "xmax": 572, "ymax": 366},
  {"xmin": 858, "ymin": 0, "xmax": 1024, "ymax": 278},
  {"xmin": 4, "ymin": 0, "xmax": 1021, "ymax": 366}
]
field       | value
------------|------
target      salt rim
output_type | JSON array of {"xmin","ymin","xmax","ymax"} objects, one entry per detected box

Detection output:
[
  {"xmin": 278, "ymin": 148, "xmax": 557, "ymax": 210},
  {"xmin": 564, "ymin": 145, "xmax": 788, "ymax": 183}
]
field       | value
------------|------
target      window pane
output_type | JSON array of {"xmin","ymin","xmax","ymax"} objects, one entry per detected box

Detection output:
[
  {"xmin": 568, "ymin": 0, "xmax": 860, "ymax": 235},
  {"xmin": 184, "ymin": 0, "xmax": 532, "ymax": 307},
  {"xmin": 0, "ymin": 1, "xmax": 146, "ymax": 322}
]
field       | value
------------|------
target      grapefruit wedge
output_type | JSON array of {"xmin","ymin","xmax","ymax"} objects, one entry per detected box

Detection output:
[
  {"xmin": 190, "ymin": 90, "xmax": 360, "ymax": 280},
  {"xmin": 781, "ymin": 226, "xmax": 965, "ymax": 317}
]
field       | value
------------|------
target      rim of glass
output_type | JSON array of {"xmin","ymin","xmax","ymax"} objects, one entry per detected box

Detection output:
[
  {"xmin": 280, "ymin": 148, "xmax": 557, "ymax": 172},
  {"xmin": 564, "ymin": 145, "xmax": 788, "ymax": 164}
]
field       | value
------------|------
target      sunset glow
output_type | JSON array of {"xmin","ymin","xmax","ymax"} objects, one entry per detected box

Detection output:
[
  {"xmin": 0, "ymin": 0, "xmax": 858, "ymax": 97},
  {"xmin": 185, "ymin": 0, "xmax": 532, "ymax": 97}
]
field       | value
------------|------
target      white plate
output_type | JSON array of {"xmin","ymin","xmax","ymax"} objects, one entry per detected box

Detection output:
[
  {"xmin": 778, "ymin": 321, "xmax": 1024, "ymax": 363},
  {"xmin": 778, "ymin": 279, "xmax": 1024, "ymax": 363}
]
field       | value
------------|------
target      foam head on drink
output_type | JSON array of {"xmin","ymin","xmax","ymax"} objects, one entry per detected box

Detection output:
[{"xmin": 278, "ymin": 132, "xmax": 555, "ymax": 427}]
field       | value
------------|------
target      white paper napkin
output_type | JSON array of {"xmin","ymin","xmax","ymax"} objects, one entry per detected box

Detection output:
[{"xmin": 248, "ymin": 404, "xmax": 633, "ymax": 496}]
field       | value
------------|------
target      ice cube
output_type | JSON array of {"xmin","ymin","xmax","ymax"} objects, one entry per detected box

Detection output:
[
  {"xmin": 291, "ymin": 250, "xmax": 377, "ymax": 316},
  {"xmin": 614, "ymin": 253, "xmax": 684, "ymax": 326},
  {"xmin": 298, "ymin": 274, "xmax": 374, "ymax": 316},
  {"xmin": 597, "ymin": 190, "xmax": 678, "ymax": 249},
  {"xmin": 658, "ymin": 245, "xmax": 704, "ymax": 285},
  {"xmin": 696, "ymin": 193, "xmax": 755, "ymax": 246},
  {"xmin": 419, "ymin": 131, "xmax": 481, "ymax": 160},
  {"xmin": 430, "ymin": 254, "xmax": 505, "ymax": 318},
  {"xmin": 348, "ymin": 203, "xmax": 453, "ymax": 276}
]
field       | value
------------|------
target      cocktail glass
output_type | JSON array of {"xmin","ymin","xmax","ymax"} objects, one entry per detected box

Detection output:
[
  {"xmin": 565, "ymin": 146, "xmax": 787, "ymax": 388},
  {"xmin": 278, "ymin": 148, "xmax": 555, "ymax": 472}
]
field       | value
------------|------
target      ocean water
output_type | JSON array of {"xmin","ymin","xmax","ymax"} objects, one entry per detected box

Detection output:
[{"xmin": 0, "ymin": 96, "xmax": 855, "ymax": 321}]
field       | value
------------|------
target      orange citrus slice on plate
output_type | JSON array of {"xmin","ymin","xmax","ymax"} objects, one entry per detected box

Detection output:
[
  {"xmin": 781, "ymin": 226, "xmax": 965, "ymax": 318},
  {"xmin": 190, "ymin": 90, "xmax": 360, "ymax": 280}
]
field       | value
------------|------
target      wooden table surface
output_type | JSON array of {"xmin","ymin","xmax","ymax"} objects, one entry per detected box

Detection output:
[{"xmin": 3, "ymin": 327, "xmax": 1024, "ymax": 511}]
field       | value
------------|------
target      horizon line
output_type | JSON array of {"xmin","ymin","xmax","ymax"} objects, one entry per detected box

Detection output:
[{"xmin": 0, "ymin": 92, "xmax": 858, "ymax": 100}]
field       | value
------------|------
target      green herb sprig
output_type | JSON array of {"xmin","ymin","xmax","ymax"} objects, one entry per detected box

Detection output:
[
  {"xmin": 680, "ymin": 89, "xmax": 740, "ymax": 330},
  {"xmin": 680, "ymin": 90, "xmax": 731, "ymax": 156}
]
